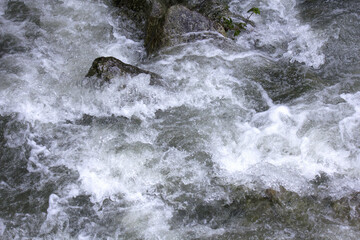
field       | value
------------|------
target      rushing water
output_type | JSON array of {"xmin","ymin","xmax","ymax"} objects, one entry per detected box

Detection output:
[{"xmin": 0, "ymin": 0, "xmax": 359, "ymax": 239}]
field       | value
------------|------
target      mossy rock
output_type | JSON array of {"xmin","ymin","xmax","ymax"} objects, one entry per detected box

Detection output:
[{"xmin": 114, "ymin": 0, "xmax": 228, "ymax": 54}]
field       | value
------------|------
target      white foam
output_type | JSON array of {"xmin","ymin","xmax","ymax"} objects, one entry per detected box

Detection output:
[
  {"xmin": 121, "ymin": 199, "xmax": 173, "ymax": 239},
  {"xmin": 340, "ymin": 92, "xmax": 360, "ymax": 151},
  {"xmin": 231, "ymin": 0, "xmax": 326, "ymax": 68},
  {"xmin": 0, "ymin": 0, "xmax": 145, "ymax": 123},
  {"xmin": 39, "ymin": 194, "xmax": 68, "ymax": 236},
  {"xmin": 0, "ymin": 219, "xmax": 5, "ymax": 236},
  {"xmin": 209, "ymin": 96, "xmax": 360, "ymax": 193},
  {"xmin": 1, "ymin": 0, "xmax": 359, "ymax": 238}
]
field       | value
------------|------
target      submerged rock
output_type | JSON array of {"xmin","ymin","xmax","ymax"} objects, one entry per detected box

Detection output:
[
  {"xmin": 5, "ymin": 1, "xmax": 40, "ymax": 24},
  {"xmin": 0, "ymin": 34, "xmax": 28, "ymax": 57},
  {"xmin": 331, "ymin": 192, "xmax": 360, "ymax": 224},
  {"xmin": 85, "ymin": 56, "xmax": 163, "ymax": 87}
]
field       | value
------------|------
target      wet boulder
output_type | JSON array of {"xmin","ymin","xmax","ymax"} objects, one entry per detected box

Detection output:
[
  {"xmin": 163, "ymin": 0, "xmax": 232, "ymax": 17},
  {"xmin": 113, "ymin": 0, "xmax": 203, "ymax": 13},
  {"xmin": 144, "ymin": 0, "xmax": 168, "ymax": 54},
  {"xmin": 147, "ymin": 5, "xmax": 225, "ymax": 53},
  {"xmin": 113, "ymin": 0, "xmax": 150, "ymax": 13},
  {"xmin": 112, "ymin": 0, "xmax": 151, "ymax": 34},
  {"xmin": 85, "ymin": 56, "xmax": 163, "ymax": 87},
  {"xmin": 114, "ymin": 0, "xmax": 232, "ymax": 54},
  {"xmin": 164, "ymin": 5, "xmax": 225, "ymax": 39},
  {"xmin": 184, "ymin": 0, "xmax": 232, "ymax": 21}
]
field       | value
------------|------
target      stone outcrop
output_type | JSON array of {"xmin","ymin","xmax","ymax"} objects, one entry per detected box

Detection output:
[
  {"xmin": 144, "ymin": 0, "xmax": 168, "ymax": 54},
  {"xmin": 85, "ymin": 56, "xmax": 162, "ymax": 87},
  {"xmin": 114, "ymin": 0, "xmax": 231, "ymax": 54},
  {"xmin": 113, "ymin": 0, "xmax": 150, "ymax": 13},
  {"xmin": 148, "ymin": 5, "xmax": 225, "ymax": 53},
  {"xmin": 164, "ymin": 5, "xmax": 218, "ymax": 36},
  {"xmin": 186, "ymin": 0, "xmax": 232, "ymax": 21}
]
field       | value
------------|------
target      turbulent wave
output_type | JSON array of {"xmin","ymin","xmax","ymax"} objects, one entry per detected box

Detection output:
[{"xmin": 0, "ymin": 0, "xmax": 359, "ymax": 239}]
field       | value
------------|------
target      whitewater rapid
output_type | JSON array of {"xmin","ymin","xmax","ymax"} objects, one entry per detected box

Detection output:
[{"xmin": 0, "ymin": 0, "xmax": 359, "ymax": 239}]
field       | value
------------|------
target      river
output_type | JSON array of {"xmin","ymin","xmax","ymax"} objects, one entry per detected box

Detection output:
[{"xmin": 0, "ymin": 0, "xmax": 359, "ymax": 239}]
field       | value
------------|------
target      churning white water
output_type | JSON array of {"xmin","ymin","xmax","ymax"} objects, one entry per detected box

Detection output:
[{"xmin": 0, "ymin": 0, "xmax": 359, "ymax": 239}]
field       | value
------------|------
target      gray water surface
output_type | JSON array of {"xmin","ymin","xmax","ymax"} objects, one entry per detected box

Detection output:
[{"xmin": 0, "ymin": 0, "xmax": 359, "ymax": 239}]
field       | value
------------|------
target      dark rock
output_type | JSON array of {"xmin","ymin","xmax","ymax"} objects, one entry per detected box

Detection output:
[
  {"xmin": 113, "ymin": 0, "xmax": 202, "ymax": 12},
  {"xmin": 157, "ymin": 0, "xmax": 233, "ymax": 23},
  {"xmin": 164, "ymin": 5, "xmax": 225, "ymax": 38},
  {"xmin": 114, "ymin": 0, "xmax": 227, "ymax": 54},
  {"xmin": 112, "ymin": 0, "xmax": 151, "ymax": 34},
  {"xmin": 113, "ymin": 0, "xmax": 150, "ymax": 13},
  {"xmin": 147, "ymin": 5, "xmax": 225, "ymax": 53},
  {"xmin": 75, "ymin": 114, "xmax": 131, "ymax": 126},
  {"xmin": 163, "ymin": 0, "xmax": 231, "ymax": 16},
  {"xmin": 189, "ymin": 0, "xmax": 232, "ymax": 21},
  {"xmin": 85, "ymin": 56, "xmax": 163, "ymax": 87},
  {"xmin": 144, "ymin": 0, "xmax": 168, "ymax": 54}
]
